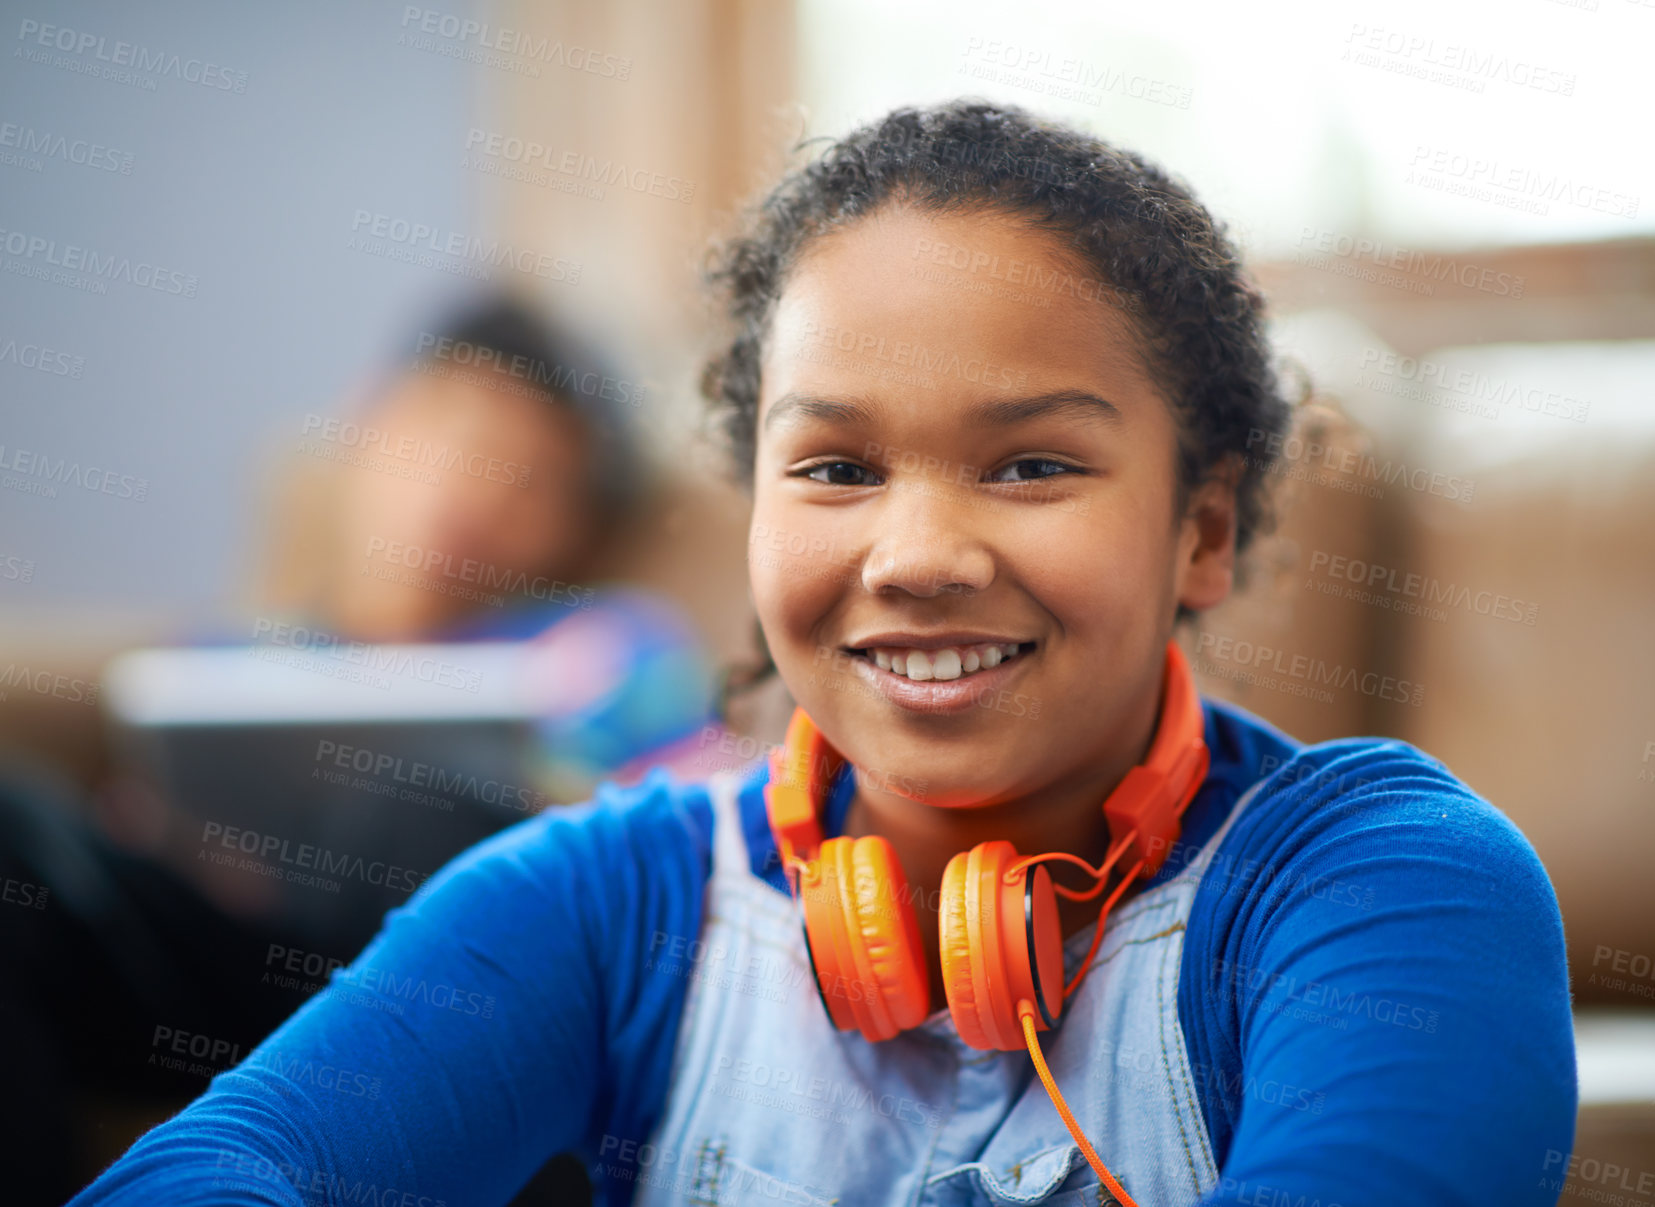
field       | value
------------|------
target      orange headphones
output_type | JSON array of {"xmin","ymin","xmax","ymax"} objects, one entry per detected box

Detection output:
[{"xmin": 763, "ymin": 639, "xmax": 1209, "ymax": 1205}]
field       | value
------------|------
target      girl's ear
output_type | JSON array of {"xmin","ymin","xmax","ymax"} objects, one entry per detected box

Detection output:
[{"xmin": 1175, "ymin": 453, "xmax": 1242, "ymax": 614}]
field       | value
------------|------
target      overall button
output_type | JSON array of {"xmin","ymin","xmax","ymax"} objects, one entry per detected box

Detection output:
[{"xmin": 925, "ymin": 1142, "xmax": 1109, "ymax": 1206}]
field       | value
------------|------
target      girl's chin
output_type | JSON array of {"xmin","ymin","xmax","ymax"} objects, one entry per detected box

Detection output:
[{"xmin": 847, "ymin": 763, "xmax": 1027, "ymax": 810}]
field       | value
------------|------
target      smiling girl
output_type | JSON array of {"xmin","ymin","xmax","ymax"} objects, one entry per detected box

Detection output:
[{"xmin": 72, "ymin": 101, "xmax": 1575, "ymax": 1207}]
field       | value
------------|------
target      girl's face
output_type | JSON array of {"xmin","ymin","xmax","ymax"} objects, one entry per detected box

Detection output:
[{"xmin": 750, "ymin": 204, "xmax": 1234, "ymax": 808}]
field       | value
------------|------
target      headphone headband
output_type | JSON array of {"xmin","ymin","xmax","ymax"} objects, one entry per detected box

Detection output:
[
  {"xmin": 1103, "ymin": 640, "xmax": 1208, "ymax": 876},
  {"xmin": 764, "ymin": 709, "xmax": 843, "ymax": 872}
]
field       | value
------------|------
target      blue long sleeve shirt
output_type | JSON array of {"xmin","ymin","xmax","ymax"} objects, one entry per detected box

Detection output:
[{"xmin": 68, "ymin": 697, "xmax": 1577, "ymax": 1206}]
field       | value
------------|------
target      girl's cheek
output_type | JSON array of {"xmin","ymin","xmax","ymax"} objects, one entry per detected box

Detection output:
[
  {"xmin": 1028, "ymin": 491, "xmax": 1169, "ymax": 631},
  {"xmin": 747, "ymin": 514, "xmax": 843, "ymax": 652}
]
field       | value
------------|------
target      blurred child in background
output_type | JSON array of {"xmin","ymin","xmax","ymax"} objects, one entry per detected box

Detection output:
[{"xmin": 257, "ymin": 292, "xmax": 716, "ymax": 795}]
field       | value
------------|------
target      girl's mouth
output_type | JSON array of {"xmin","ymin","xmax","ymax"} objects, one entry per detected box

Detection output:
[
  {"xmin": 848, "ymin": 641, "xmax": 1033, "ymax": 683},
  {"xmin": 841, "ymin": 641, "xmax": 1038, "ymax": 716}
]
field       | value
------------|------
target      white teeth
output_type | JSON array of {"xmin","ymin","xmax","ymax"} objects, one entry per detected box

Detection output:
[{"xmin": 861, "ymin": 641, "xmax": 1029, "ymax": 682}]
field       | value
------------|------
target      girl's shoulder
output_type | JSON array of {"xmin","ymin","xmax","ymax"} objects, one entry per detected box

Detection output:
[
  {"xmin": 1194, "ymin": 695, "xmax": 1559, "ymax": 926},
  {"xmin": 1203, "ymin": 693, "xmax": 1528, "ymax": 842},
  {"xmin": 1180, "ymin": 703, "xmax": 1574, "ymax": 1189}
]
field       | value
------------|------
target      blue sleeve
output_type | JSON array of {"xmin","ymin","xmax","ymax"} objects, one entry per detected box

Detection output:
[
  {"xmin": 68, "ymin": 768, "xmax": 713, "ymax": 1207},
  {"xmin": 1180, "ymin": 738, "xmax": 1578, "ymax": 1206}
]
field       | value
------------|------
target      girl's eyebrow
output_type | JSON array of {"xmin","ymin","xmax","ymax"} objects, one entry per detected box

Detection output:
[
  {"xmin": 762, "ymin": 389, "xmax": 1124, "ymax": 434},
  {"xmin": 762, "ymin": 391, "xmax": 879, "ymax": 434},
  {"xmin": 973, "ymin": 389, "xmax": 1125, "ymax": 429}
]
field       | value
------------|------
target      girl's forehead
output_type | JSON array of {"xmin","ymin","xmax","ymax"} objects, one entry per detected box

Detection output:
[
  {"xmin": 797, "ymin": 202, "xmax": 1076, "ymax": 279},
  {"xmin": 759, "ymin": 207, "xmax": 1159, "ymax": 427}
]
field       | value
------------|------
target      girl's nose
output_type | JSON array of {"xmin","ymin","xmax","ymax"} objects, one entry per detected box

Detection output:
[{"xmin": 856, "ymin": 480, "xmax": 996, "ymax": 598}]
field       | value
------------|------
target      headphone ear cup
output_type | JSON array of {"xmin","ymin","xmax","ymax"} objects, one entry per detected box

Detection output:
[
  {"xmin": 804, "ymin": 836, "xmax": 928, "ymax": 1042},
  {"xmin": 797, "ymin": 845, "xmax": 858, "ymax": 1034},
  {"xmin": 1026, "ymin": 865, "xmax": 1065, "ymax": 1029},
  {"xmin": 941, "ymin": 841, "xmax": 1061, "ymax": 1051},
  {"xmin": 849, "ymin": 836, "xmax": 929, "ymax": 1035},
  {"xmin": 938, "ymin": 849, "xmax": 988, "ymax": 1049}
]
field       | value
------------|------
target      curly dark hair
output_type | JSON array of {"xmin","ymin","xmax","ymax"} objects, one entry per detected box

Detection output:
[
  {"xmin": 411, "ymin": 292, "xmax": 647, "ymax": 523},
  {"xmin": 701, "ymin": 99, "xmax": 1294, "ymax": 715}
]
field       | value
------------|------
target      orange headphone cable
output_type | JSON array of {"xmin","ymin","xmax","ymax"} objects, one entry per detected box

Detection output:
[
  {"xmin": 1017, "ymin": 1000, "xmax": 1140, "ymax": 1206},
  {"xmin": 1005, "ymin": 826, "xmax": 1140, "ymax": 904},
  {"xmin": 1062, "ymin": 856, "xmax": 1144, "ymax": 1002}
]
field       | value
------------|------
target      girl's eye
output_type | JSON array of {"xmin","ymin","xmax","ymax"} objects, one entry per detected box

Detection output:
[
  {"xmin": 792, "ymin": 458, "xmax": 1077, "ymax": 486},
  {"xmin": 798, "ymin": 460, "xmax": 883, "ymax": 486},
  {"xmin": 988, "ymin": 458, "xmax": 1078, "ymax": 483}
]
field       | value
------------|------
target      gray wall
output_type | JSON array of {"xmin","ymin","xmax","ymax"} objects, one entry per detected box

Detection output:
[{"xmin": 0, "ymin": 0, "xmax": 478, "ymax": 626}]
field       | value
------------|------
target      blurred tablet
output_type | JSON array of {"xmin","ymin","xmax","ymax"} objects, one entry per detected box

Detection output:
[{"xmin": 102, "ymin": 640, "xmax": 573, "ymax": 948}]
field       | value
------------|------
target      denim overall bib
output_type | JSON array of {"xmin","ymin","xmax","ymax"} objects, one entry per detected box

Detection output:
[{"xmin": 630, "ymin": 768, "xmax": 1260, "ymax": 1207}]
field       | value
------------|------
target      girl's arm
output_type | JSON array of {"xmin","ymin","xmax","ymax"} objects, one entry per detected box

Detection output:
[
  {"xmin": 1181, "ymin": 738, "xmax": 1577, "ymax": 1207},
  {"xmin": 68, "ymin": 770, "xmax": 714, "ymax": 1207}
]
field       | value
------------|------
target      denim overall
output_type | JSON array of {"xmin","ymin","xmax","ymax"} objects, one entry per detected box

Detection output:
[{"xmin": 630, "ymin": 769, "xmax": 1261, "ymax": 1207}]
